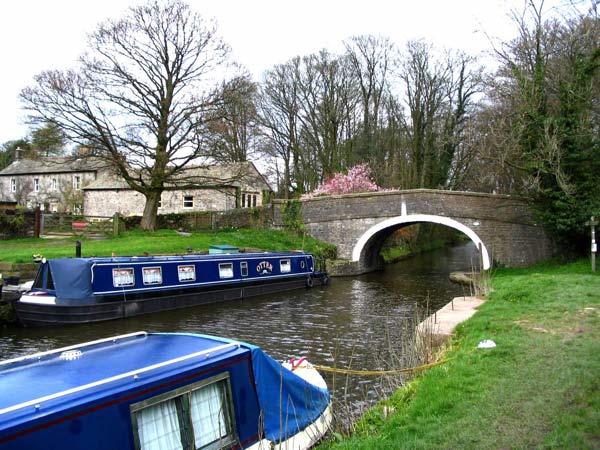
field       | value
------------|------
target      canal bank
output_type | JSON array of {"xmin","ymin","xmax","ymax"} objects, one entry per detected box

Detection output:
[
  {"xmin": 417, "ymin": 295, "xmax": 485, "ymax": 347},
  {"xmin": 319, "ymin": 259, "xmax": 600, "ymax": 449}
]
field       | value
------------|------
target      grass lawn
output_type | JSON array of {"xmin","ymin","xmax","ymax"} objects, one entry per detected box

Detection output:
[
  {"xmin": 320, "ymin": 259, "xmax": 600, "ymax": 449},
  {"xmin": 0, "ymin": 229, "xmax": 336, "ymax": 263}
]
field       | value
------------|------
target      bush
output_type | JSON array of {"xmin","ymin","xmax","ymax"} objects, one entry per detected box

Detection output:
[{"xmin": 301, "ymin": 164, "xmax": 389, "ymax": 199}]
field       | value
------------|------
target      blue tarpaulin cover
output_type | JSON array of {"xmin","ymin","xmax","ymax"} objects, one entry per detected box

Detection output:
[
  {"xmin": 48, "ymin": 259, "xmax": 93, "ymax": 300},
  {"xmin": 249, "ymin": 346, "xmax": 330, "ymax": 443}
]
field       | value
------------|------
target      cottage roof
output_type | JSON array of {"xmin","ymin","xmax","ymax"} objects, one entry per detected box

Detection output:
[
  {"xmin": 0, "ymin": 156, "xmax": 108, "ymax": 176},
  {"xmin": 83, "ymin": 161, "xmax": 271, "ymax": 191}
]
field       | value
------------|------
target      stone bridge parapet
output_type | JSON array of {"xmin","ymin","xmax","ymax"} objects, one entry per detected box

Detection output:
[{"xmin": 273, "ymin": 189, "xmax": 553, "ymax": 273}]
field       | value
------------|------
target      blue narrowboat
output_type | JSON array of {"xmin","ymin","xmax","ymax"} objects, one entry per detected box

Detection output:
[
  {"xmin": 14, "ymin": 251, "xmax": 329, "ymax": 326},
  {"xmin": 0, "ymin": 331, "xmax": 332, "ymax": 450}
]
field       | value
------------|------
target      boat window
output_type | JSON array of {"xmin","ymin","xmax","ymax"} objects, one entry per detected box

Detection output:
[
  {"xmin": 280, "ymin": 259, "xmax": 291, "ymax": 273},
  {"xmin": 142, "ymin": 267, "xmax": 163, "ymax": 285},
  {"xmin": 131, "ymin": 375, "xmax": 237, "ymax": 450},
  {"xmin": 178, "ymin": 265, "xmax": 196, "ymax": 282},
  {"xmin": 240, "ymin": 262, "xmax": 248, "ymax": 277},
  {"xmin": 113, "ymin": 268, "xmax": 135, "ymax": 287},
  {"xmin": 190, "ymin": 379, "xmax": 234, "ymax": 448},
  {"xmin": 135, "ymin": 399, "xmax": 183, "ymax": 450},
  {"xmin": 219, "ymin": 263, "xmax": 234, "ymax": 279}
]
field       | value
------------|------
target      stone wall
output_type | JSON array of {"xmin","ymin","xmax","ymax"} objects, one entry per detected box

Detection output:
[
  {"xmin": 274, "ymin": 189, "xmax": 554, "ymax": 270},
  {"xmin": 85, "ymin": 187, "xmax": 239, "ymax": 217},
  {"xmin": 85, "ymin": 187, "xmax": 267, "ymax": 217}
]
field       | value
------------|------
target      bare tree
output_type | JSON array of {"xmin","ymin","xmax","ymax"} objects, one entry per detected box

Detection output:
[
  {"xmin": 203, "ymin": 75, "xmax": 260, "ymax": 163},
  {"xmin": 344, "ymin": 35, "xmax": 395, "ymax": 164},
  {"xmin": 396, "ymin": 40, "xmax": 482, "ymax": 189},
  {"xmin": 20, "ymin": 0, "xmax": 231, "ymax": 230},
  {"xmin": 296, "ymin": 51, "xmax": 357, "ymax": 186},
  {"xmin": 258, "ymin": 58, "xmax": 302, "ymax": 198}
]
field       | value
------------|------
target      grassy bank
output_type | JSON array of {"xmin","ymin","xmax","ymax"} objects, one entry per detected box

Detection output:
[
  {"xmin": 0, "ymin": 229, "xmax": 336, "ymax": 263},
  {"xmin": 321, "ymin": 260, "xmax": 600, "ymax": 449}
]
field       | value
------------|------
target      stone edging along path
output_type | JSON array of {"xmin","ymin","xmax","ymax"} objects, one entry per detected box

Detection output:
[{"xmin": 417, "ymin": 296, "xmax": 486, "ymax": 341}]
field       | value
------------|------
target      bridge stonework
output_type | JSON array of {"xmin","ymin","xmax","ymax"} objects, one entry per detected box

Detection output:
[{"xmin": 273, "ymin": 189, "xmax": 553, "ymax": 273}]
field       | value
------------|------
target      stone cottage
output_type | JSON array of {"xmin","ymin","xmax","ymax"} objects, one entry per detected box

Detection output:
[
  {"xmin": 83, "ymin": 161, "xmax": 271, "ymax": 217},
  {"xmin": 0, "ymin": 154, "xmax": 109, "ymax": 213}
]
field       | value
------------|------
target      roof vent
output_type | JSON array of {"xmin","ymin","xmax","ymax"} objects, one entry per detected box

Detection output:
[{"xmin": 60, "ymin": 350, "xmax": 83, "ymax": 360}]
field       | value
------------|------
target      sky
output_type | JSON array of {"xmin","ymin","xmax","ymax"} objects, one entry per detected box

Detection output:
[{"xmin": 0, "ymin": 0, "xmax": 580, "ymax": 145}]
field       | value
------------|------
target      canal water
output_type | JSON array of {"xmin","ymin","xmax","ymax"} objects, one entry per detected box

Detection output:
[{"xmin": 0, "ymin": 243, "xmax": 479, "ymax": 414}]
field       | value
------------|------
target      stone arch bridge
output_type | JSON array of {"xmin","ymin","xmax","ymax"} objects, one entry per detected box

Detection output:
[{"xmin": 273, "ymin": 189, "xmax": 553, "ymax": 274}]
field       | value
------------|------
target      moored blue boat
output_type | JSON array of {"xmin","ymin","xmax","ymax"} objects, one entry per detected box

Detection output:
[
  {"xmin": 14, "ymin": 250, "xmax": 329, "ymax": 326},
  {"xmin": 0, "ymin": 331, "xmax": 332, "ymax": 450}
]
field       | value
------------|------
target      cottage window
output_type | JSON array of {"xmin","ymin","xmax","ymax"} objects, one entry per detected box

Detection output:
[
  {"xmin": 72, "ymin": 204, "xmax": 83, "ymax": 215},
  {"xmin": 34, "ymin": 178, "xmax": 40, "ymax": 192},
  {"xmin": 183, "ymin": 195, "xmax": 194, "ymax": 208},
  {"xmin": 218, "ymin": 263, "xmax": 234, "ymax": 279},
  {"xmin": 280, "ymin": 259, "xmax": 291, "ymax": 273},
  {"xmin": 73, "ymin": 175, "xmax": 81, "ymax": 190},
  {"xmin": 240, "ymin": 192, "xmax": 257, "ymax": 208},
  {"xmin": 10, "ymin": 178, "xmax": 16, "ymax": 192},
  {"xmin": 178, "ymin": 265, "xmax": 196, "ymax": 282},
  {"xmin": 131, "ymin": 375, "xmax": 236, "ymax": 450},
  {"xmin": 142, "ymin": 267, "xmax": 162, "ymax": 285},
  {"xmin": 51, "ymin": 178, "xmax": 57, "ymax": 191}
]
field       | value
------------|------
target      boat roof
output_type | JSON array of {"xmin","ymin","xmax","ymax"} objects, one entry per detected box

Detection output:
[
  {"xmin": 0, "ymin": 332, "xmax": 249, "ymax": 426},
  {"xmin": 86, "ymin": 250, "xmax": 310, "ymax": 264}
]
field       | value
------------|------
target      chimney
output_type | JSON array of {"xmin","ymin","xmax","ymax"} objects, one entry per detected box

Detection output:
[{"xmin": 15, "ymin": 147, "xmax": 22, "ymax": 160}]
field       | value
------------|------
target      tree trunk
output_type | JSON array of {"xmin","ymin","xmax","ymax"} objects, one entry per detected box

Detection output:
[{"xmin": 140, "ymin": 191, "xmax": 161, "ymax": 231}]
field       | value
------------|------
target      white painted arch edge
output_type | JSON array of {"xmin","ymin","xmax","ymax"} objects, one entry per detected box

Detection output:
[{"xmin": 351, "ymin": 214, "xmax": 491, "ymax": 270}]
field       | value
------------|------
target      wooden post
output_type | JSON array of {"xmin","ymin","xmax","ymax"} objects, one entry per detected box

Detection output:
[
  {"xmin": 589, "ymin": 216, "xmax": 597, "ymax": 273},
  {"xmin": 33, "ymin": 206, "xmax": 41, "ymax": 239},
  {"xmin": 113, "ymin": 212, "xmax": 120, "ymax": 237}
]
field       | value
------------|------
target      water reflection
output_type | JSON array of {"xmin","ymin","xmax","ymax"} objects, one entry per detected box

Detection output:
[{"xmin": 0, "ymin": 243, "xmax": 478, "ymax": 407}]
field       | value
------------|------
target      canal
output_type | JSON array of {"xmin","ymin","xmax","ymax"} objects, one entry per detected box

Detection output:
[{"xmin": 0, "ymin": 242, "xmax": 479, "ymax": 418}]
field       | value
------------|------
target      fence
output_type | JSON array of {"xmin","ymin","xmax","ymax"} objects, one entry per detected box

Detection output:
[
  {"xmin": 42, "ymin": 213, "xmax": 119, "ymax": 237},
  {"xmin": 1, "ymin": 207, "xmax": 273, "ymax": 240},
  {"xmin": 121, "ymin": 207, "xmax": 273, "ymax": 232}
]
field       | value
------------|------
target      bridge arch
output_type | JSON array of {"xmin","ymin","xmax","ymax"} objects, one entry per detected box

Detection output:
[{"xmin": 351, "ymin": 214, "xmax": 491, "ymax": 270}]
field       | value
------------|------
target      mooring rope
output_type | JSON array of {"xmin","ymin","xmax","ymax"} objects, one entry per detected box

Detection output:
[{"xmin": 312, "ymin": 358, "xmax": 450, "ymax": 376}]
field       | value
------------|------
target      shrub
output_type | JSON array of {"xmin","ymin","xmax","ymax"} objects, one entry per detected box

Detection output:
[{"xmin": 301, "ymin": 164, "xmax": 388, "ymax": 199}]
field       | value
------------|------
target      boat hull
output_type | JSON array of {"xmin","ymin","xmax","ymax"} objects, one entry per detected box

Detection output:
[{"xmin": 15, "ymin": 274, "xmax": 329, "ymax": 326}]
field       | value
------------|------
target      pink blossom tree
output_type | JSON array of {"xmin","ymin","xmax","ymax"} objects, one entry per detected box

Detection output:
[{"xmin": 301, "ymin": 164, "xmax": 384, "ymax": 199}]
